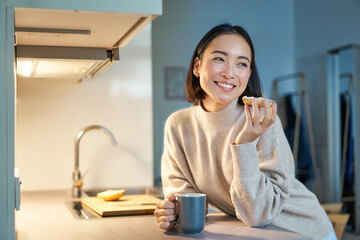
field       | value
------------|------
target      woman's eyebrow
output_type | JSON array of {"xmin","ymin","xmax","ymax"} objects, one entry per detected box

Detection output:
[{"xmin": 211, "ymin": 50, "xmax": 250, "ymax": 63}]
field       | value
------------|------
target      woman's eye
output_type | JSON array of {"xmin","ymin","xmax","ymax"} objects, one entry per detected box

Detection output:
[
  {"xmin": 213, "ymin": 57, "xmax": 224, "ymax": 62},
  {"xmin": 238, "ymin": 62, "xmax": 248, "ymax": 67}
]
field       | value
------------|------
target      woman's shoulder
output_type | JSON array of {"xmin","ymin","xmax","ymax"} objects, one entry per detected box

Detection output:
[
  {"xmin": 166, "ymin": 106, "xmax": 196, "ymax": 125},
  {"xmin": 165, "ymin": 106, "xmax": 196, "ymax": 126}
]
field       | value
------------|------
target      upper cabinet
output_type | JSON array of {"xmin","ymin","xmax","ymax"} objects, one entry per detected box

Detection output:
[
  {"xmin": 14, "ymin": 8, "xmax": 158, "ymax": 50},
  {"xmin": 11, "ymin": 0, "xmax": 162, "ymax": 81}
]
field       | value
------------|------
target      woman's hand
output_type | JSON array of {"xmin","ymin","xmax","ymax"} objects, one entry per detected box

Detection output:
[
  {"xmin": 235, "ymin": 98, "xmax": 277, "ymax": 145},
  {"xmin": 154, "ymin": 194, "xmax": 177, "ymax": 230}
]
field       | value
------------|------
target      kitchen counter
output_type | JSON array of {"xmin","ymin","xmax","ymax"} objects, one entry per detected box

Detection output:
[{"xmin": 16, "ymin": 190, "xmax": 312, "ymax": 240}]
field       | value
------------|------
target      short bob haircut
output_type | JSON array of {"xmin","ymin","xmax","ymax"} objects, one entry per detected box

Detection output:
[{"xmin": 185, "ymin": 24, "xmax": 263, "ymax": 106}]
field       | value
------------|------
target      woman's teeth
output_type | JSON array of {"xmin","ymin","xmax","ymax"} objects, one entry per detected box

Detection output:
[{"xmin": 216, "ymin": 82, "xmax": 234, "ymax": 89}]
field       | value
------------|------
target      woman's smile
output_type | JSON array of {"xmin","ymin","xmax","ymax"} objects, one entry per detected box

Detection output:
[{"xmin": 214, "ymin": 81, "xmax": 237, "ymax": 91}]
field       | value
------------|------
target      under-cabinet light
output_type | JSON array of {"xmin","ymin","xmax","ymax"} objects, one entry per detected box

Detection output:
[
  {"xmin": 22, "ymin": 60, "xmax": 32, "ymax": 77},
  {"xmin": 16, "ymin": 45, "xmax": 119, "ymax": 82}
]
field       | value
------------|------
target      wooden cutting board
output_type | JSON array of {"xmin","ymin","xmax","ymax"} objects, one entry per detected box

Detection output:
[{"xmin": 81, "ymin": 194, "xmax": 161, "ymax": 217}]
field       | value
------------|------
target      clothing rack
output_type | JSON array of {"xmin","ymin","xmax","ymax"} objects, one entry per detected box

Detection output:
[
  {"xmin": 272, "ymin": 73, "xmax": 319, "ymax": 182},
  {"xmin": 327, "ymin": 44, "xmax": 360, "ymax": 232}
]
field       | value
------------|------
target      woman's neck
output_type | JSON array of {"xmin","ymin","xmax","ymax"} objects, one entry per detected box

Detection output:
[
  {"xmin": 201, "ymin": 99, "xmax": 232, "ymax": 112},
  {"xmin": 196, "ymin": 98, "xmax": 244, "ymax": 131}
]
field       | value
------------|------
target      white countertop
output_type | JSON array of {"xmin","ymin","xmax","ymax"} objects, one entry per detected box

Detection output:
[{"xmin": 15, "ymin": 190, "xmax": 312, "ymax": 240}]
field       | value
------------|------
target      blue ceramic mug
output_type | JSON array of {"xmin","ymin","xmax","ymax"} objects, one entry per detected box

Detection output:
[{"xmin": 171, "ymin": 193, "xmax": 206, "ymax": 234}]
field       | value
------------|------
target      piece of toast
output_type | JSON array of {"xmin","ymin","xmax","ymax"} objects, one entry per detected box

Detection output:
[
  {"xmin": 97, "ymin": 189, "xmax": 126, "ymax": 201},
  {"xmin": 242, "ymin": 96, "xmax": 275, "ymax": 107}
]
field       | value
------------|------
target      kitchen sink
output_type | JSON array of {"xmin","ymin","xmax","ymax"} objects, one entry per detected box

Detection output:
[
  {"xmin": 65, "ymin": 200, "xmax": 100, "ymax": 219},
  {"xmin": 65, "ymin": 186, "xmax": 163, "ymax": 219}
]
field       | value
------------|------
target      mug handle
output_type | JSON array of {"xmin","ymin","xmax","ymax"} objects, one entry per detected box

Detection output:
[{"xmin": 170, "ymin": 199, "xmax": 178, "ymax": 225}]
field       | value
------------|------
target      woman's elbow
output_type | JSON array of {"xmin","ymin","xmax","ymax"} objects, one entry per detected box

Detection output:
[{"xmin": 235, "ymin": 211, "xmax": 272, "ymax": 227}]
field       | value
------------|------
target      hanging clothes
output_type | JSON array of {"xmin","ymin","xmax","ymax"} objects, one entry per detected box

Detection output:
[
  {"xmin": 297, "ymin": 95, "xmax": 314, "ymax": 182},
  {"xmin": 278, "ymin": 94, "xmax": 296, "ymax": 149},
  {"xmin": 279, "ymin": 94, "xmax": 314, "ymax": 183}
]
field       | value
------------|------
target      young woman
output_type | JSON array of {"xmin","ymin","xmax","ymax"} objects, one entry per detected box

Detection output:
[{"xmin": 154, "ymin": 24, "xmax": 336, "ymax": 240}]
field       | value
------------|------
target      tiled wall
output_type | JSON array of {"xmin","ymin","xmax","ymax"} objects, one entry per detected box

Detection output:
[{"xmin": 16, "ymin": 26, "xmax": 153, "ymax": 191}]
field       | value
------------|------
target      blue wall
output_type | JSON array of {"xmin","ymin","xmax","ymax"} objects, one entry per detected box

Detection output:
[
  {"xmin": 294, "ymin": 0, "xmax": 360, "ymax": 201},
  {"xmin": 152, "ymin": 0, "xmax": 295, "ymax": 186},
  {"xmin": 153, "ymin": 0, "xmax": 360, "ymax": 202}
]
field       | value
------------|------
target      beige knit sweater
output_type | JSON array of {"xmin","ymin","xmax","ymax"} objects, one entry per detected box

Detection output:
[{"xmin": 161, "ymin": 99, "xmax": 332, "ymax": 239}]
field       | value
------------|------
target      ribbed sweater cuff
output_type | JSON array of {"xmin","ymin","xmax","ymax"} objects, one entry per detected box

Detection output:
[{"xmin": 230, "ymin": 142, "xmax": 259, "ymax": 179}]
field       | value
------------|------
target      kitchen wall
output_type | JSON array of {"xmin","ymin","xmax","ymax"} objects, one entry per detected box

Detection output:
[
  {"xmin": 152, "ymin": 0, "xmax": 360, "ymax": 202},
  {"xmin": 294, "ymin": 0, "xmax": 360, "ymax": 201},
  {"xmin": 152, "ymin": 0, "xmax": 295, "ymax": 186},
  {"xmin": 16, "ymin": 26, "xmax": 153, "ymax": 191}
]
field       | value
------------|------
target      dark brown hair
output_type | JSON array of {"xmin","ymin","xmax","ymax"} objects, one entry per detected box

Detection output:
[{"xmin": 185, "ymin": 24, "xmax": 263, "ymax": 106}]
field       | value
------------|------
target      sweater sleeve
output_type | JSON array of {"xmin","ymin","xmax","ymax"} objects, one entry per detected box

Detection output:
[
  {"xmin": 161, "ymin": 116, "xmax": 197, "ymax": 197},
  {"xmin": 229, "ymin": 116, "xmax": 294, "ymax": 226}
]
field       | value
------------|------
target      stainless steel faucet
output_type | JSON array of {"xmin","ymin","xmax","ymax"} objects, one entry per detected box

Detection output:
[{"xmin": 72, "ymin": 125, "xmax": 117, "ymax": 197}]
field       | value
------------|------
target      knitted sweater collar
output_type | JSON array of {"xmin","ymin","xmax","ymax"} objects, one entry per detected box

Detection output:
[{"xmin": 195, "ymin": 98, "xmax": 244, "ymax": 131}]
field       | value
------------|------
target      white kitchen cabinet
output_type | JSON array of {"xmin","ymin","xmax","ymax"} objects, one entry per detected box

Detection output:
[
  {"xmin": 0, "ymin": 1, "xmax": 162, "ymax": 239},
  {"xmin": 13, "ymin": 1, "xmax": 161, "ymax": 81}
]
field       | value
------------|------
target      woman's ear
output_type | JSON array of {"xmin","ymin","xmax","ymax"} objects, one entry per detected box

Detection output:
[{"xmin": 193, "ymin": 57, "xmax": 200, "ymax": 77}]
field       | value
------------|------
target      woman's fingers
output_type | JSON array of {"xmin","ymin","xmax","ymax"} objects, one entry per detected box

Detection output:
[
  {"xmin": 154, "ymin": 195, "xmax": 177, "ymax": 230},
  {"xmin": 251, "ymin": 98, "xmax": 261, "ymax": 127},
  {"xmin": 246, "ymin": 98, "xmax": 276, "ymax": 132},
  {"xmin": 154, "ymin": 208, "xmax": 175, "ymax": 217},
  {"xmin": 158, "ymin": 221, "xmax": 176, "ymax": 230},
  {"xmin": 158, "ymin": 221, "xmax": 171, "ymax": 230},
  {"xmin": 236, "ymin": 98, "xmax": 276, "ymax": 144},
  {"xmin": 154, "ymin": 200, "xmax": 175, "ymax": 220},
  {"xmin": 156, "ymin": 198, "xmax": 175, "ymax": 209},
  {"xmin": 261, "ymin": 98, "xmax": 272, "ymax": 126},
  {"xmin": 262, "ymin": 99, "xmax": 277, "ymax": 127},
  {"xmin": 244, "ymin": 103, "xmax": 252, "ymax": 124},
  {"xmin": 166, "ymin": 194, "xmax": 175, "ymax": 202},
  {"xmin": 250, "ymin": 98, "xmax": 276, "ymax": 127},
  {"xmin": 155, "ymin": 214, "xmax": 176, "ymax": 223},
  {"xmin": 271, "ymin": 102, "xmax": 277, "ymax": 122}
]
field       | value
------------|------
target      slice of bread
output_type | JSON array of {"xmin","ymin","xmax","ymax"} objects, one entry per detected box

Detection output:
[
  {"xmin": 97, "ymin": 189, "xmax": 126, "ymax": 201},
  {"xmin": 242, "ymin": 96, "xmax": 275, "ymax": 107}
]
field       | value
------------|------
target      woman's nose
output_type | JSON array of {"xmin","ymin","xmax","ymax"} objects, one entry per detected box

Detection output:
[{"xmin": 221, "ymin": 64, "xmax": 235, "ymax": 79}]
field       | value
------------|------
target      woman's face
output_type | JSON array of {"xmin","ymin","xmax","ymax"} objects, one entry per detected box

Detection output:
[{"xmin": 193, "ymin": 33, "xmax": 252, "ymax": 112}]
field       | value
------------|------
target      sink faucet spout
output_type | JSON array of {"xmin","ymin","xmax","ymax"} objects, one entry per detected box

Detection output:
[{"xmin": 72, "ymin": 125, "xmax": 117, "ymax": 197}]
